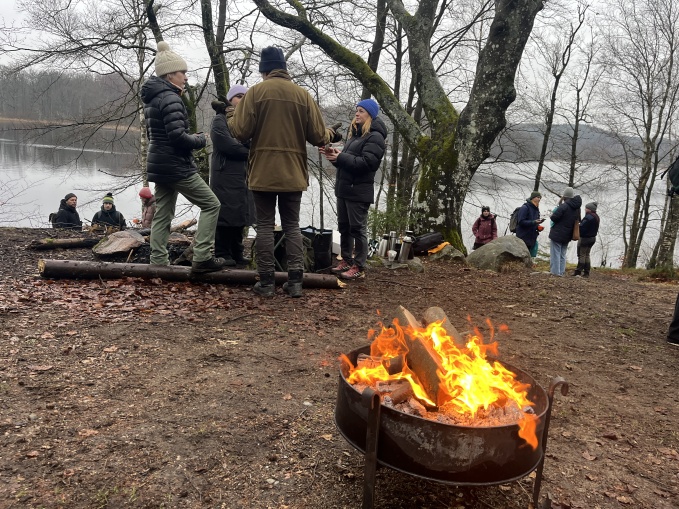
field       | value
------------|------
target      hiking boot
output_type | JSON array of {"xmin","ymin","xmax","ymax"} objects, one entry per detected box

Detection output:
[
  {"xmin": 234, "ymin": 256, "xmax": 251, "ymax": 267},
  {"xmin": 191, "ymin": 256, "xmax": 227, "ymax": 274},
  {"xmin": 340, "ymin": 265, "xmax": 365, "ymax": 280},
  {"xmin": 331, "ymin": 259, "xmax": 352, "ymax": 274},
  {"xmin": 222, "ymin": 256, "xmax": 237, "ymax": 267},
  {"xmin": 253, "ymin": 271, "xmax": 275, "ymax": 297},
  {"xmin": 283, "ymin": 269, "xmax": 304, "ymax": 298}
]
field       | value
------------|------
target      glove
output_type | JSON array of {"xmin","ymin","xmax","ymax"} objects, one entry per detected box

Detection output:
[{"xmin": 328, "ymin": 128, "xmax": 343, "ymax": 143}]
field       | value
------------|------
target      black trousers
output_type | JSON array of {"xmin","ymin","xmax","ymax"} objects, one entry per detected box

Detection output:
[
  {"xmin": 668, "ymin": 292, "xmax": 679, "ymax": 343},
  {"xmin": 215, "ymin": 225, "xmax": 244, "ymax": 261}
]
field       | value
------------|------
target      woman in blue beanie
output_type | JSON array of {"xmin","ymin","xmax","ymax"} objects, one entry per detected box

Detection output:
[{"xmin": 322, "ymin": 98, "xmax": 386, "ymax": 280}]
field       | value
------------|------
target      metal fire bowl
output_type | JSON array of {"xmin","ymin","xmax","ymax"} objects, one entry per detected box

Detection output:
[{"xmin": 335, "ymin": 345, "xmax": 549, "ymax": 485}]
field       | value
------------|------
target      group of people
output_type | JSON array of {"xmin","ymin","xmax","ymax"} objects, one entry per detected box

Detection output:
[
  {"xmin": 138, "ymin": 42, "xmax": 385, "ymax": 297},
  {"xmin": 472, "ymin": 186, "xmax": 601, "ymax": 278},
  {"xmin": 54, "ymin": 191, "xmax": 155, "ymax": 231}
]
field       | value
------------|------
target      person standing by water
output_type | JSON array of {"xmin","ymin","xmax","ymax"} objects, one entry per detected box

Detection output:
[
  {"xmin": 573, "ymin": 202, "xmax": 599, "ymax": 277},
  {"xmin": 322, "ymin": 98, "xmax": 386, "ymax": 280},
  {"xmin": 472, "ymin": 205, "xmax": 497, "ymax": 250},
  {"xmin": 228, "ymin": 46, "xmax": 340, "ymax": 297},
  {"xmin": 549, "ymin": 186, "xmax": 582, "ymax": 276},
  {"xmin": 210, "ymin": 84, "xmax": 253, "ymax": 267},
  {"xmin": 138, "ymin": 187, "xmax": 156, "ymax": 228},
  {"xmin": 53, "ymin": 193, "xmax": 82, "ymax": 230},
  {"xmin": 515, "ymin": 191, "xmax": 545, "ymax": 259},
  {"xmin": 91, "ymin": 193, "xmax": 126, "ymax": 230},
  {"xmin": 140, "ymin": 41, "xmax": 225, "ymax": 274}
]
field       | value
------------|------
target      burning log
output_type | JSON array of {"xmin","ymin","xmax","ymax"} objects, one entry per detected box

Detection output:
[
  {"xmin": 356, "ymin": 353, "xmax": 404, "ymax": 375},
  {"xmin": 422, "ymin": 306, "xmax": 465, "ymax": 348},
  {"xmin": 28, "ymin": 237, "xmax": 99, "ymax": 250},
  {"xmin": 37, "ymin": 259, "xmax": 343, "ymax": 288}
]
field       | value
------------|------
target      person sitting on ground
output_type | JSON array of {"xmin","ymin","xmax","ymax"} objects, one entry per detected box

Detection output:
[
  {"xmin": 472, "ymin": 205, "xmax": 497, "ymax": 250},
  {"xmin": 515, "ymin": 191, "xmax": 545, "ymax": 259},
  {"xmin": 91, "ymin": 193, "xmax": 126, "ymax": 231},
  {"xmin": 54, "ymin": 193, "xmax": 83, "ymax": 230},
  {"xmin": 573, "ymin": 201, "xmax": 599, "ymax": 277},
  {"xmin": 139, "ymin": 187, "xmax": 156, "ymax": 228}
]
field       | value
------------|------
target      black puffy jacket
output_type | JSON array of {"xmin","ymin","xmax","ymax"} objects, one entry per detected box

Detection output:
[
  {"xmin": 333, "ymin": 117, "xmax": 387, "ymax": 203},
  {"xmin": 140, "ymin": 76, "xmax": 206, "ymax": 183},
  {"xmin": 549, "ymin": 195, "xmax": 582, "ymax": 244},
  {"xmin": 91, "ymin": 205, "xmax": 126, "ymax": 230},
  {"xmin": 54, "ymin": 200, "xmax": 82, "ymax": 230}
]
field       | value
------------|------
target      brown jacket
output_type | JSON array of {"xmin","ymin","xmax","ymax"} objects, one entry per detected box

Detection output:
[{"xmin": 228, "ymin": 70, "xmax": 332, "ymax": 192}]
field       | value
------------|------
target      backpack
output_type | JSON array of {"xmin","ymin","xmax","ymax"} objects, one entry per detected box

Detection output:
[
  {"xmin": 48, "ymin": 212, "xmax": 58, "ymax": 228},
  {"xmin": 661, "ymin": 155, "xmax": 679, "ymax": 195},
  {"xmin": 508, "ymin": 206, "xmax": 521, "ymax": 233},
  {"xmin": 412, "ymin": 232, "xmax": 444, "ymax": 255}
]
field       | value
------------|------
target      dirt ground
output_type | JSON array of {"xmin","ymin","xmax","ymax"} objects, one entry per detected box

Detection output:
[{"xmin": 1, "ymin": 227, "xmax": 678, "ymax": 509}]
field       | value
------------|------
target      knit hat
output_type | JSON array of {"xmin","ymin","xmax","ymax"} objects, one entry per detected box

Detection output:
[
  {"xmin": 529, "ymin": 191, "xmax": 542, "ymax": 200},
  {"xmin": 211, "ymin": 100, "xmax": 227, "ymax": 114},
  {"xmin": 102, "ymin": 192, "xmax": 114, "ymax": 204},
  {"xmin": 139, "ymin": 187, "xmax": 153, "ymax": 200},
  {"xmin": 226, "ymin": 84, "xmax": 248, "ymax": 102},
  {"xmin": 562, "ymin": 186, "xmax": 575, "ymax": 199},
  {"xmin": 585, "ymin": 201, "xmax": 598, "ymax": 212},
  {"xmin": 154, "ymin": 41, "xmax": 188, "ymax": 76},
  {"xmin": 64, "ymin": 193, "xmax": 77, "ymax": 201},
  {"xmin": 259, "ymin": 46, "xmax": 286, "ymax": 73},
  {"xmin": 481, "ymin": 205, "xmax": 490, "ymax": 212},
  {"xmin": 356, "ymin": 99, "xmax": 379, "ymax": 119}
]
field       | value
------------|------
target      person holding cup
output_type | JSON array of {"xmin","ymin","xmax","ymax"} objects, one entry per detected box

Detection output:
[{"xmin": 322, "ymin": 98, "xmax": 387, "ymax": 280}]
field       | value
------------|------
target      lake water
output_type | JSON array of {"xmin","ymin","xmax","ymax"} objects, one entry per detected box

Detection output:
[{"xmin": 0, "ymin": 123, "xmax": 672, "ymax": 269}]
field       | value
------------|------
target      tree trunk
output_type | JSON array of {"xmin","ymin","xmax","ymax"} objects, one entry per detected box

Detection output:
[
  {"xmin": 38, "ymin": 260, "xmax": 342, "ymax": 288},
  {"xmin": 200, "ymin": 0, "xmax": 229, "ymax": 101},
  {"xmin": 29, "ymin": 238, "xmax": 100, "ymax": 251}
]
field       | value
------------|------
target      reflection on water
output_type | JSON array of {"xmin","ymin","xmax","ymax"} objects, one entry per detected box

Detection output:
[{"xmin": 1, "ymin": 122, "xmax": 672, "ymax": 269}]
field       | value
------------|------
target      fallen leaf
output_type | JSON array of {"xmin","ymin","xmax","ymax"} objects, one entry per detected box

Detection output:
[
  {"xmin": 26, "ymin": 450, "xmax": 39, "ymax": 458},
  {"xmin": 28, "ymin": 365, "xmax": 53, "ymax": 372},
  {"xmin": 616, "ymin": 496, "xmax": 634, "ymax": 504},
  {"xmin": 582, "ymin": 451, "xmax": 597, "ymax": 461},
  {"xmin": 103, "ymin": 346, "xmax": 118, "ymax": 353},
  {"xmin": 78, "ymin": 429, "xmax": 99, "ymax": 437},
  {"xmin": 628, "ymin": 365, "xmax": 642, "ymax": 371},
  {"xmin": 320, "ymin": 434, "xmax": 333, "ymax": 441},
  {"xmin": 283, "ymin": 394, "xmax": 292, "ymax": 400}
]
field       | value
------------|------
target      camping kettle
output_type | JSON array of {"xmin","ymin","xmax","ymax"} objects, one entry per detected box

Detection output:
[
  {"xmin": 398, "ymin": 235, "xmax": 413, "ymax": 263},
  {"xmin": 378, "ymin": 234, "xmax": 389, "ymax": 257}
]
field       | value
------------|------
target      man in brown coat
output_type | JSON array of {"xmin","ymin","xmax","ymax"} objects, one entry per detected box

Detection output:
[{"xmin": 229, "ymin": 46, "xmax": 339, "ymax": 297}]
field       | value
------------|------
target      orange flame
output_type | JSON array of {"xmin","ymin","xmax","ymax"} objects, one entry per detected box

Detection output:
[{"xmin": 342, "ymin": 317, "xmax": 539, "ymax": 449}]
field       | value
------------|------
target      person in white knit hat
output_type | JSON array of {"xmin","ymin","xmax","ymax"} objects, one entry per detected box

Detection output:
[{"xmin": 140, "ymin": 41, "xmax": 226, "ymax": 274}]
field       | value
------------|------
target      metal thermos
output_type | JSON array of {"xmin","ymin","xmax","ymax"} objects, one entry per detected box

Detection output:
[
  {"xmin": 398, "ymin": 236, "xmax": 413, "ymax": 263},
  {"xmin": 388, "ymin": 231, "xmax": 397, "ymax": 252},
  {"xmin": 378, "ymin": 234, "xmax": 389, "ymax": 257}
]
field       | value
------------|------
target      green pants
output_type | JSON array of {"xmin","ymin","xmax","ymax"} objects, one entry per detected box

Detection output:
[{"xmin": 150, "ymin": 173, "xmax": 220, "ymax": 265}]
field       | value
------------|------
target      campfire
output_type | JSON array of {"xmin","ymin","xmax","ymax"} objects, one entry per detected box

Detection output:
[{"xmin": 340, "ymin": 306, "xmax": 539, "ymax": 448}]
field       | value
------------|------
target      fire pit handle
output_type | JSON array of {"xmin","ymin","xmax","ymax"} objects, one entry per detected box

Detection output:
[
  {"xmin": 533, "ymin": 376, "xmax": 569, "ymax": 508},
  {"xmin": 361, "ymin": 388, "xmax": 381, "ymax": 509}
]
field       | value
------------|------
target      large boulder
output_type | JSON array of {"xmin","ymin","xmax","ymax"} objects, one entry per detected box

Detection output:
[
  {"xmin": 466, "ymin": 236, "xmax": 532, "ymax": 271},
  {"xmin": 428, "ymin": 244, "xmax": 467, "ymax": 264}
]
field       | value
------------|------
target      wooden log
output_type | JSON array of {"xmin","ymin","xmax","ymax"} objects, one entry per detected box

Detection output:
[
  {"xmin": 170, "ymin": 219, "xmax": 197, "ymax": 233},
  {"xmin": 422, "ymin": 306, "xmax": 466, "ymax": 348},
  {"xmin": 37, "ymin": 259, "xmax": 343, "ymax": 288},
  {"xmin": 28, "ymin": 238, "xmax": 100, "ymax": 251}
]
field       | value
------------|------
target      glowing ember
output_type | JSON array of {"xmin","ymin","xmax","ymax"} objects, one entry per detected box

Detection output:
[{"xmin": 340, "ymin": 316, "xmax": 539, "ymax": 449}]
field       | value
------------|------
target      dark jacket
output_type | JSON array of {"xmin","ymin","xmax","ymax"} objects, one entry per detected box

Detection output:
[
  {"xmin": 549, "ymin": 195, "xmax": 583, "ymax": 244},
  {"xmin": 140, "ymin": 76, "xmax": 206, "ymax": 183},
  {"xmin": 472, "ymin": 214, "xmax": 497, "ymax": 246},
  {"xmin": 210, "ymin": 111, "xmax": 254, "ymax": 227},
  {"xmin": 228, "ymin": 69, "xmax": 332, "ymax": 192},
  {"xmin": 54, "ymin": 200, "xmax": 82, "ymax": 230},
  {"xmin": 515, "ymin": 200, "xmax": 541, "ymax": 249},
  {"xmin": 333, "ymin": 117, "xmax": 387, "ymax": 203},
  {"xmin": 579, "ymin": 210, "xmax": 600, "ymax": 247},
  {"xmin": 91, "ymin": 205, "xmax": 126, "ymax": 230}
]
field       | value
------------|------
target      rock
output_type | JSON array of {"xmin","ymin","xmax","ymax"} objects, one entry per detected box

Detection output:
[
  {"xmin": 428, "ymin": 244, "xmax": 466, "ymax": 264},
  {"xmin": 465, "ymin": 236, "xmax": 532, "ymax": 272},
  {"xmin": 92, "ymin": 230, "xmax": 146, "ymax": 257},
  {"xmin": 407, "ymin": 257, "xmax": 425, "ymax": 273}
]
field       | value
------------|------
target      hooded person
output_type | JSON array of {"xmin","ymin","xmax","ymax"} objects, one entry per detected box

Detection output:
[
  {"xmin": 515, "ymin": 191, "xmax": 545, "ymax": 258},
  {"xmin": 322, "ymin": 98, "xmax": 387, "ymax": 280},
  {"xmin": 140, "ymin": 41, "xmax": 225, "ymax": 273},
  {"xmin": 54, "ymin": 193, "xmax": 82, "ymax": 230},
  {"xmin": 210, "ymin": 86, "xmax": 254, "ymax": 267},
  {"xmin": 549, "ymin": 186, "xmax": 582, "ymax": 276},
  {"xmin": 227, "ymin": 45, "xmax": 340, "ymax": 297},
  {"xmin": 138, "ymin": 187, "xmax": 156, "ymax": 228},
  {"xmin": 472, "ymin": 205, "xmax": 498, "ymax": 250},
  {"xmin": 573, "ymin": 201, "xmax": 600, "ymax": 277},
  {"xmin": 91, "ymin": 193, "xmax": 126, "ymax": 230}
]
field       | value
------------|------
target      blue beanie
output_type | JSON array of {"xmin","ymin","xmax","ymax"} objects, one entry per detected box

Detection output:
[
  {"xmin": 356, "ymin": 99, "xmax": 379, "ymax": 119},
  {"xmin": 259, "ymin": 47, "xmax": 287, "ymax": 73}
]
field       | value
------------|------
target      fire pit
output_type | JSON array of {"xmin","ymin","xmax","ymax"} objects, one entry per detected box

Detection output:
[{"xmin": 334, "ymin": 307, "xmax": 568, "ymax": 508}]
